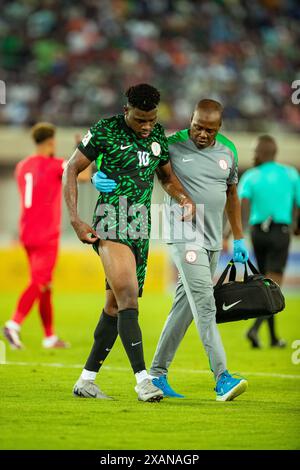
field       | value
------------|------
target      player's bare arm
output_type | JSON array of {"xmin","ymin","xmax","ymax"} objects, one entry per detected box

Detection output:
[
  {"xmin": 223, "ymin": 196, "xmax": 250, "ymax": 250},
  {"xmin": 156, "ymin": 161, "xmax": 196, "ymax": 221},
  {"xmin": 63, "ymin": 149, "xmax": 98, "ymax": 244},
  {"xmin": 225, "ymin": 183, "xmax": 244, "ymax": 240},
  {"xmin": 73, "ymin": 133, "xmax": 93, "ymax": 182}
]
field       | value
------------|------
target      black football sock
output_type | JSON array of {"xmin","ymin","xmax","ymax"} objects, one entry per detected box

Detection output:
[
  {"xmin": 84, "ymin": 310, "xmax": 118, "ymax": 372},
  {"xmin": 268, "ymin": 315, "xmax": 277, "ymax": 343},
  {"xmin": 117, "ymin": 308, "xmax": 146, "ymax": 374},
  {"xmin": 250, "ymin": 317, "xmax": 264, "ymax": 333}
]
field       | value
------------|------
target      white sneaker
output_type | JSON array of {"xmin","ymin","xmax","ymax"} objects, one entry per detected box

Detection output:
[
  {"xmin": 135, "ymin": 378, "xmax": 164, "ymax": 402},
  {"xmin": 3, "ymin": 326, "xmax": 23, "ymax": 349},
  {"xmin": 42, "ymin": 335, "xmax": 70, "ymax": 349},
  {"xmin": 73, "ymin": 378, "xmax": 112, "ymax": 399}
]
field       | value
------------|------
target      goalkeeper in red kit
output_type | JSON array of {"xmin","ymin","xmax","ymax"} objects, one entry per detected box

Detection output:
[{"xmin": 3, "ymin": 123, "xmax": 70, "ymax": 349}]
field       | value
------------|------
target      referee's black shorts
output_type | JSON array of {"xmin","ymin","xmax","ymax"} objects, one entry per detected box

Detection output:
[{"xmin": 251, "ymin": 223, "xmax": 290, "ymax": 275}]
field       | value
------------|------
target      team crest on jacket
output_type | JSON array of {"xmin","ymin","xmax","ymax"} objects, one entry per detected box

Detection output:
[
  {"xmin": 219, "ymin": 159, "xmax": 228, "ymax": 170},
  {"xmin": 185, "ymin": 250, "xmax": 197, "ymax": 263},
  {"xmin": 151, "ymin": 142, "xmax": 161, "ymax": 156}
]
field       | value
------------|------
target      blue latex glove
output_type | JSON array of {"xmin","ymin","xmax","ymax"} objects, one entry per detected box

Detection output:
[
  {"xmin": 233, "ymin": 239, "xmax": 249, "ymax": 263},
  {"xmin": 91, "ymin": 171, "xmax": 117, "ymax": 193}
]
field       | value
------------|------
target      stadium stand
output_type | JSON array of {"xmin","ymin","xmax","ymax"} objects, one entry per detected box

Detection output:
[{"xmin": 0, "ymin": 0, "xmax": 300, "ymax": 131}]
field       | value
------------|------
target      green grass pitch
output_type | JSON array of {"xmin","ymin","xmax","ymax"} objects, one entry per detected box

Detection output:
[{"xmin": 0, "ymin": 291, "xmax": 300, "ymax": 450}]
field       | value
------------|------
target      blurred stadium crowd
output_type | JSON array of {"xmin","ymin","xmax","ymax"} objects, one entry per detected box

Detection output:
[{"xmin": 0, "ymin": 0, "xmax": 300, "ymax": 131}]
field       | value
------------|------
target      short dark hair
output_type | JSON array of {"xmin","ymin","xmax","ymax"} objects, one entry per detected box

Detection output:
[
  {"xmin": 195, "ymin": 99, "xmax": 223, "ymax": 116},
  {"xmin": 31, "ymin": 122, "xmax": 56, "ymax": 144},
  {"xmin": 258, "ymin": 134, "xmax": 276, "ymax": 145},
  {"xmin": 125, "ymin": 83, "xmax": 160, "ymax": 111},
  {"xmin": 257, "ymin": 134, "xmax": 277, "ymax": 157}
]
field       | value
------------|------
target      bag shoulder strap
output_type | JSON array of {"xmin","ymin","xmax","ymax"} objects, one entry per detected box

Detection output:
[
  {"xmin": 247, "ymin": 259, "xmax": 260, "ymax": 274},
  {"xmin": 215, "ymin": 259, "xmax": 236, "ymax": 287},
  {"xmin": 216, "ymin": 259, "xmax": 260, "ymax": 287},
  {"xmin": 229, "ymin": 264, "xmax": 237, "ymax": 282},
  {"xmin": 244, "ymin": 259, "xmax": 260, "ymax": 281}
]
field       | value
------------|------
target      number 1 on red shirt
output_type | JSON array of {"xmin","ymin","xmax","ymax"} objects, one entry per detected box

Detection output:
[{"xmin": 24, "ymin": 172, "xmax": 33, "ymax": 208}]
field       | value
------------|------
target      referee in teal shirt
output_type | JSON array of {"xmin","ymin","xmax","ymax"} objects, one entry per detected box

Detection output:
[{"xmin": 238, "ymin": 134, "xmax": 300, "ymax": 348}]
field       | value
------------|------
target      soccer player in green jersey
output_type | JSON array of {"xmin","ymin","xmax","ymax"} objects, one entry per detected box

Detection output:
[{"xmin": 63, "ymin": 84, "xmax": 194, "ymax": 402}]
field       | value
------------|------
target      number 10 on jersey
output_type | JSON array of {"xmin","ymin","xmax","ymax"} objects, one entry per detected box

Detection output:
[{"xmin": 137, "ymin": 151, "xmax": 150, "ymax": 167}]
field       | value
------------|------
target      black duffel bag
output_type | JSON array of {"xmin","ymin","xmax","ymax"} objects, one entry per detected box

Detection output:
[{"xmin": 214, "ymin": 259, "xmax": 285, "ymax": 324}]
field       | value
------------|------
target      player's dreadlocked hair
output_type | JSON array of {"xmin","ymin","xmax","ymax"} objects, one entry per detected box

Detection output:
[{"xmin": 125, "ymin": 84, "xmax": 160, "ymax": 111}]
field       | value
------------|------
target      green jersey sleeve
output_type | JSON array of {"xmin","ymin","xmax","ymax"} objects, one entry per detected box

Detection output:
[{"xmin": 77, "ymin": 120, "xmax": 107, "ymax": 162}]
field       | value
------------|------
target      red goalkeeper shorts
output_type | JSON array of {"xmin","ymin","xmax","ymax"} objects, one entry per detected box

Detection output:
[{"xmin": 24, "ymin": 242, "xmax": 59, "ymax": 285}]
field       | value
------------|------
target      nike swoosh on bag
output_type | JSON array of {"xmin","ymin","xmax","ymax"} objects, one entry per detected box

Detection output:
[{"xmin": 222, "ymin": 300, "xmax": 242, "ymax": 311}]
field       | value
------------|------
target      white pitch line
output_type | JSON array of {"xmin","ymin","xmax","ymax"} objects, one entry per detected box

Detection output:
[{"xmin": 1, "ymin": 361, "xmax": 300, "ymax": 380}]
